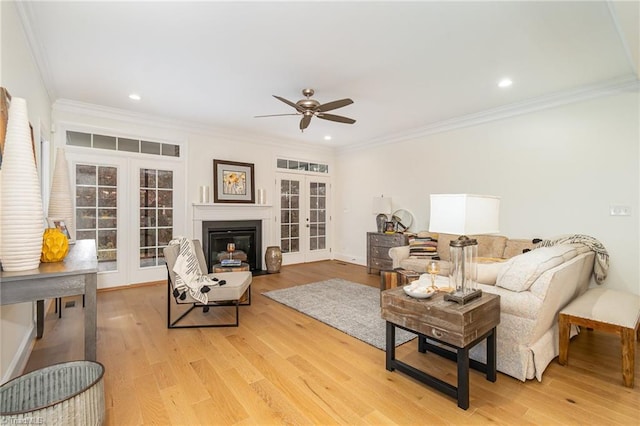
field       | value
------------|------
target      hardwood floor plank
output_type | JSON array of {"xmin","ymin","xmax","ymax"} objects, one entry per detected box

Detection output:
[
  {"xmin": 152, "ymin": 360, "xmax": 178, "ymax": 390},
  {"xmin": 218, "ymin": 367, "xmax": 298, "ymax": 425},
  {"xmin": 249, "ymin": 378, "xmax": 318, "ymax": 425},
  {"xmin": 160, "ymin": 385, "xmax": 203, "ymax": 426},
  {"xmin": 190, "ymin": 358, "xmax": 249, "ymax": 424},
  {"xmin": 133, "ymin": 373, "xmax": 173, "ymax": 425},
  {"xmin": 21, "ymin": 260, "xmax": 640, "ymax": 425}
]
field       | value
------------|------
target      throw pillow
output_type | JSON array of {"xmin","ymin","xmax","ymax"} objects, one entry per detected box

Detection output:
[
  {"xmin": 408, "ymin": 236, "xmax": 438, "ymax": 259},
  {"xmin": 477, "ymin": 261, "xmax": 506, "ymax": 285},
  {"xmin": 496, "ymin": 245, "xmax": 578, "ymax": 292}
]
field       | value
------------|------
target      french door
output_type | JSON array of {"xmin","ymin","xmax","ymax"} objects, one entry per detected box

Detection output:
[
  {"xmin": 66, "ymin": 150, "xmax": 184, "ymax": 288},
  {"xmin": 276, "ymin": 173, "xmax": 331, "ymax": 265}
]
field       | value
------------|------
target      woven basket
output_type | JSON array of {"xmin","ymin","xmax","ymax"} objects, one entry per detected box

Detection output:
[{"xmin": 0, "ymin": 360, "xmax": 105, "ymax": 425}]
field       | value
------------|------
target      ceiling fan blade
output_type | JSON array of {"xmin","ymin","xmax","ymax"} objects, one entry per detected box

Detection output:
[
  {"xmin": 254, "ymin": 113, "xmax": 300, "ymax": 118},
  {"xmin": 273, "ymin": 95, "xmax": 305, "ymax": 113},
  {"xmin": 317, "ymin": 113, "xmax": 356, "ymax": 124},
  {"xmin": 300, "ymin": 115, "xmax": 312, "ymax": 131},
  {"xmin": 317, "ymin": 98, "xmax": 353, "ymax": 112}
]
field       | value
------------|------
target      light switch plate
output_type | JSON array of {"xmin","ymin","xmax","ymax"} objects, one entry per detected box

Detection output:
[{"xmin": 610, "ymin": 205, "xmax": 631, "ymax": 216}]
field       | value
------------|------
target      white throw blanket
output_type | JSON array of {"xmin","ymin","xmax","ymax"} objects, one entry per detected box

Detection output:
[
  {"xmin": 538, "ymin": 234, "xmax": 609, "ymax": 284},
  {"xmin": 169, "ymin": 237, "xmax": 217, "ymax": 304}
]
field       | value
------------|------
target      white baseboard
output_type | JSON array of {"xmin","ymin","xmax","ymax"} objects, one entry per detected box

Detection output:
[{"xmin": 333, "ymin": 253, "xmax": 366, "ymax": 266}]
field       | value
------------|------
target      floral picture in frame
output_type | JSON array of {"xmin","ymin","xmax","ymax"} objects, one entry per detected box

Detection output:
[
  {"xmin": 47, "ymin": 217, "xmax": 72, "ymax": 241},
  {"xmin": 213, "ymin": 159, "xmax": 255, "ymax": 203}
]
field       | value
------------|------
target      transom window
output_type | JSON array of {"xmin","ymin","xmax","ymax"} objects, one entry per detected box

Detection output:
[
  {"xmin": 277, "ymin": 158, "xmax": 328, "ymax": 173},
  {"xmin": 66, "ymin": 130, "xmax": 180, "ymax": 158}
]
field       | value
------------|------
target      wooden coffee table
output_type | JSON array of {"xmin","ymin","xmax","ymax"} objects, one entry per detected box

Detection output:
[{"xmin": 381, "ymin": 287, "xmax": 500, "ymax": 409}]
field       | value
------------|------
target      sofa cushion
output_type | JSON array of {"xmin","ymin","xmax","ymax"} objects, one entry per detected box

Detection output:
[
  {"xmin": 435, "ymin": 233, "xmax": 508, "ymax": 261},
  {"xmin": 503, "ymin": 239, "xmax": 538, "ymax": 258},
  {"xmin": 496, "ymin": 245, "xmax": 578, "ymax": 292},
  {"xmin": 473, "ymin": 235, "xmax": 508, "ymax": 259},
  {"xmin": 435, "ymin": 233, "xmax": 458, "ymax": 261},
  {"xmin": 408, "ymin": 236, "xmax": 438, "ymax": 259}
]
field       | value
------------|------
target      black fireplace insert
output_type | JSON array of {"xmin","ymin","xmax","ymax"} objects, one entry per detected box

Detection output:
[{"xmin": 202, "ymin": 220, "xmax": 262, "ymax": 272}]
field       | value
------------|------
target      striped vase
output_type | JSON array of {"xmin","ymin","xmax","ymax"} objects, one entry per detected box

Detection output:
[{"xmin": 0, "ymin": 98, "xmax": 44, "ymax": 271}]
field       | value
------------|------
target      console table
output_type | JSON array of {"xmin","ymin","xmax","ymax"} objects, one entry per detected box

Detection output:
[
  {"xmin": 381, "ymin": 287, "xmax": 500, "ymax": 409},
  {"xmin": 0, "ymin": 240, "xmax": 98, "ymax": 361}
]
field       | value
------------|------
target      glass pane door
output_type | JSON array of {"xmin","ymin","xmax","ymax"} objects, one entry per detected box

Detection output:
[
  {"xmin": 68, "ymin": 151, "xmax": 185, "ymax": 288},
  {"xmin": 75, "ymin": 164, "xmax": 118, "ymax": 272},
  {"xmin": 308, "ymin": 181, "xmax": 327, "ymax": 251},
  {"xmin": 276, "ymin": 173, "xmax": 331, "ymax": 264},
  {"xmin": 305, "ymin": 177, "xmax": 331, "ymax": 262},
  {"xmin": 139, "ymin": 168, "xmax": 174, "ymax": 268},
  {"xmin": 280, "ymin": 178, "xmax": 300, "ymax": 255}
]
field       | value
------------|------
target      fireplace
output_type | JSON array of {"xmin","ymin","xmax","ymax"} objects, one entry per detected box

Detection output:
[{"xmin": 202, "ymin": 220, "xmax": 262, "ymax": 272}]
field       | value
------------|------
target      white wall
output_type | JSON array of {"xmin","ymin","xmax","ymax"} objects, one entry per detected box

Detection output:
[
  {"xmin": 1, "ymin": 1, "xmax": 53, "ymax": 383},
  {"xmin": 334, "ymin": 92, "xmax": 640, "ymax": 295}
]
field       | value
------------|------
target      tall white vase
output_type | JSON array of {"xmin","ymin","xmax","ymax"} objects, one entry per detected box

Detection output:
[
  {"xmin": 0, "ymin": 98, "xmax": 44, "ymax": 271},
  {"xmin": 48, "ymin": 147, "xmax": 74, "ymax": 239}
]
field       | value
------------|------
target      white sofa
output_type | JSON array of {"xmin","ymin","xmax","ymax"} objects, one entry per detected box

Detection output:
[{"xmin": 390, "ymin": 238, "xmax": 597, "ymax": 381}]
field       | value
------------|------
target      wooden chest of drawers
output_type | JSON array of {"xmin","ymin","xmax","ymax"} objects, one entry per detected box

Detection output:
[{"xmin": 367, "ymin": 232, "xmax": 408, "ymax": 274}]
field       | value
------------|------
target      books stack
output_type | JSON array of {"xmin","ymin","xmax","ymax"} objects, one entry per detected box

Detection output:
[{"xmin": 220, "ymin": 259, "xmax": 242, "ymax": 267}]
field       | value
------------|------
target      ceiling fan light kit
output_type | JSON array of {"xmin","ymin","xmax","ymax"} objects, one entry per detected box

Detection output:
[{"xmin": 256, "ymin": 88, "xmax": 356, "ymax": 132}]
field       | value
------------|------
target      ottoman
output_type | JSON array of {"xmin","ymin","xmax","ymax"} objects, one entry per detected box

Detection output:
[{"xmin": 559, "ymin": 287, "xmax": 640, "ymax": 387}]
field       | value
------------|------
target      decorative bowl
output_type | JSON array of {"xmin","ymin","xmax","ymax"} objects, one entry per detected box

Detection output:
[{"xmin": 403, "ymin": 283, "xmax": 437, "ymax": 299}]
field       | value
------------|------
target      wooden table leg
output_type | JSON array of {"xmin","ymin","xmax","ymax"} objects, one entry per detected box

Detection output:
[
  {"xmin": 457, "ymin": 346, "xmax": 470, "ymax": 410},
  {"xmin": 621, "ymin": 327, "xmax": 635, "ymax": 388},
  {"xmin": 558, "ymin": 313, "xmax": 570, "ymax": 366},
  {"xmin": 84, "ymin": 273, "xmax": 98, "ymax": 361}
]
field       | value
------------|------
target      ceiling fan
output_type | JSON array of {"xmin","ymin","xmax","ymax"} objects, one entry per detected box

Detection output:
[{"xmin": 255, "ymin": 88, "xmax": 356, "ymax": 132}]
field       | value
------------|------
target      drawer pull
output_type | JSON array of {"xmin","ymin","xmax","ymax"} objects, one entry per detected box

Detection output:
[{"xmin": 432, "ymin": 329, "xmax": 444, "ymax": 338}]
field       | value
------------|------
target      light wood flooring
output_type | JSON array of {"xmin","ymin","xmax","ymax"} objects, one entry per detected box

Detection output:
[{"xmin": 25, "ymin": 260, "xmax": 639, "ymax": 425}]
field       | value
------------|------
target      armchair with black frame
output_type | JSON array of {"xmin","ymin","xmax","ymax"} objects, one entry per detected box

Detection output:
[{"xmin": 163, "ymin": 239, "xmax": 252, "ymax": 328}]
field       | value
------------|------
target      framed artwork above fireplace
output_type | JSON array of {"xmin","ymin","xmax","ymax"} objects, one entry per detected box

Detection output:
[{"xmin": 213, "ymin": 159, "xmax": 255, "ymax": 203}]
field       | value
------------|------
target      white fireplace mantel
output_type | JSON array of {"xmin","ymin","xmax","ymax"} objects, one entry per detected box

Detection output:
[{"xmin": 192, "ymin": 203, "xmax": 275, "ymax": 257}]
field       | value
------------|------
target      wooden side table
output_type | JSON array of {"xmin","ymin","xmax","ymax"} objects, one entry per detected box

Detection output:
[
  {"xmin": 381, "ymin": 288, "xmax": 500, "ymax": 409},
  {"xmin": 559, "ymin": 287, "xmax": 640, "ymax": 388},
  {"xmin": 380, "ymin": 268, "xmax": 420, "ymax": 290},
  {"xmin": 212, "ymin": 262, "xmax": 250, "ymax": 273}
]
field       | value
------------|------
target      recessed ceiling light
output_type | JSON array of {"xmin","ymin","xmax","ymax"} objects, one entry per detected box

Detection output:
[
  {"xmin": 324, "ymin": 135, "xmax": 332, "ymax": 141},
  {"xmin": 498, "ymin": 78, "xmax": 513, "ymax": 88},
  {"xmin": 129, "ymin": 93, "xmax": 141, "ymax": 101}
]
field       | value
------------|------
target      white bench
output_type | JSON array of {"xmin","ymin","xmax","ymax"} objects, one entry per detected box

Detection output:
[{"xmin": 558, "ymin": 287, "xmax": 640, "ymax": 387}]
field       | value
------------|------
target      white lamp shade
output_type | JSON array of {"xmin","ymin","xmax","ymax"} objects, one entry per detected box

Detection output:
[
  {"xmin": 372, "ymin": 196, "xmax": 392, "ymax": 215},
  {"xmin": 428, "ymin": 194, "xmax": 500, "ymax": 235}
]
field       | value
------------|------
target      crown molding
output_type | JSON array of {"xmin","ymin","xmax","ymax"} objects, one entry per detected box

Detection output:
[
  {"xmin": 15, "ymin": 1, "xmax": 57, "ymax": 101},
  {"xmin": 52, "ymin": 99, "xmax": 334, "ymax": 154},
  {"xmin": 339, "ymin": 76, "xmax": 640, "ymax": 153}
]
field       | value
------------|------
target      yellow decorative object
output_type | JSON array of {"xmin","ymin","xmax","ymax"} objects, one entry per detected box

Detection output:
[{"xmin": 41, "ymin": 228, "xmax": 69, "ymax": 262}]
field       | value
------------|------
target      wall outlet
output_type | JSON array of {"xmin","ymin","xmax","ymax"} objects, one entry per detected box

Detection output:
[{"xmin": 609, "ymin": 205, "xmax": 631, "ymax": 216}]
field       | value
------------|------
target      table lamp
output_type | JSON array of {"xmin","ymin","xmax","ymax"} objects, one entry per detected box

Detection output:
[
  {"xmin": 372, "ymin": 195, "xmax": 392, "ymax": 233},
  {"xmin": 428, "ymin": 194, "xmax": 500, "ymax": 304}
]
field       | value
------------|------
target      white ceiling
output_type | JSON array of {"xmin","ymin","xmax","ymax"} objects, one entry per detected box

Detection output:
[{"xmin": 18, "ymin": 1, "xmax": 639, "ymax": 149}]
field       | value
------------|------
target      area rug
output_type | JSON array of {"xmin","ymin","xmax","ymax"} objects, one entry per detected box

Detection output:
[{"xmin": 262, "ymin": 278, "xmax": 416, "ymax": 350}]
